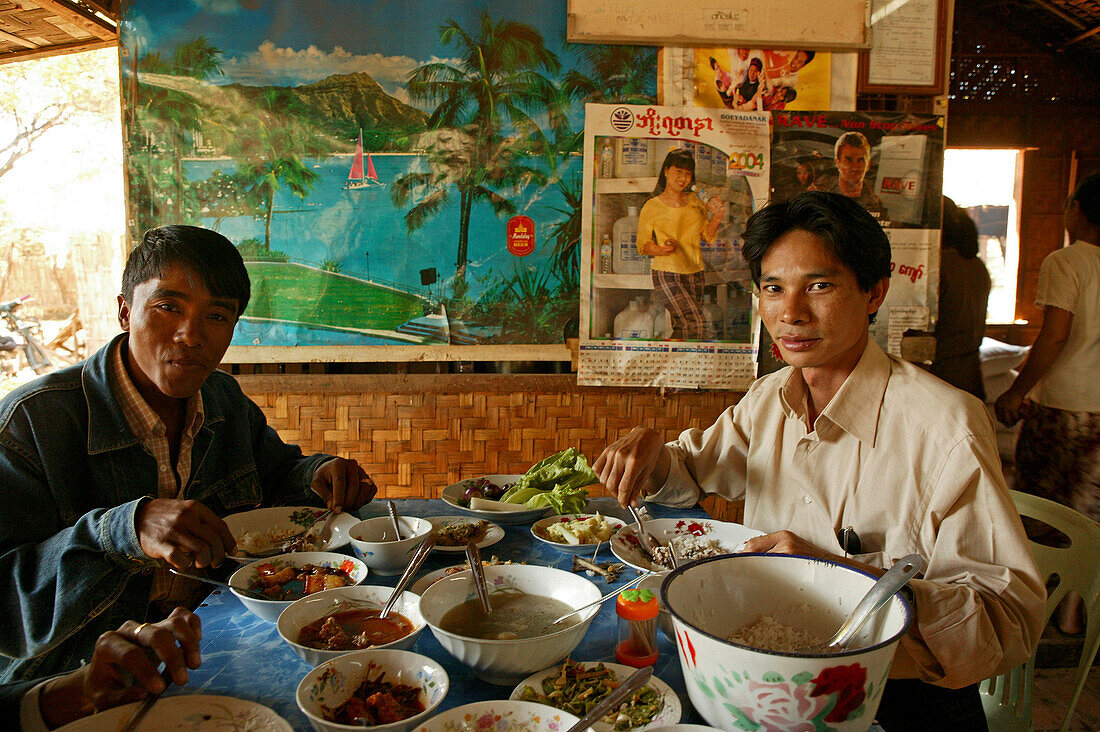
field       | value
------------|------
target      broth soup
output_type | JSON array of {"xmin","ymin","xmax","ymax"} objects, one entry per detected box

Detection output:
[{"xmin": 439, "ymin": 589, "xmax": 578, "ymax": 639}]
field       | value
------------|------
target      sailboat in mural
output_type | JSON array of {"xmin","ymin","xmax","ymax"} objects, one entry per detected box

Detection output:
[{"xmin": 343, "ymin": 130, "xmax": 382, "ymax": 189}]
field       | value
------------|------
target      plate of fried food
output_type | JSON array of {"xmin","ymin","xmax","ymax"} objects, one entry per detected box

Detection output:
[
  {"xmin": 427, "ymin": 516, "xmax": 505, "ymax": 552},
  {"xmin": 530, "ymin": 513, "xmax": 627, "ymax": 554}
]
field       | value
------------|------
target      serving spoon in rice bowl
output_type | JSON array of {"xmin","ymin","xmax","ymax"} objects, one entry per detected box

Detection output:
[{"xmin": 795, "ymin": 553, "xmax": 925, "ymax": 654}]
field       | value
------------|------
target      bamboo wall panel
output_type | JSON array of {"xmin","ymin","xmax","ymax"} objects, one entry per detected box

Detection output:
[{"xmin": 239, "ymin": 373, "xmax": 745, "ymax": 522}]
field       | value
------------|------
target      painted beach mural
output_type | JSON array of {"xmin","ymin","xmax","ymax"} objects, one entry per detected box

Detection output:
[{"xmin": 120, "ymin": 0, "xmax": 657, "ymax": 349}]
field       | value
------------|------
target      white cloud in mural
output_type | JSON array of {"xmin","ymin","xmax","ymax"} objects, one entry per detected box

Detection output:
[
  {"xmin": 219, "ymin": 41, "xmax": 451, "ymax": 107},
  {"xmin": 191, "ymin": 0, "xmax": 245, "ymax": 15}
]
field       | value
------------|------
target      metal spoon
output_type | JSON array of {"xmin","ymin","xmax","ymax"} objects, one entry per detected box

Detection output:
[
  {"xmin": 551, "ymin": 572, "xmax": 651, "ymax": 625},
  {"xmin": 466, "ymin": 541, "xmax": 492, "ymax": 614},
  {"xmin": 796, "ymin": 553, "xmax": 926, "ymax": 653},
  {"xmin": 229, "ymin": 508, "xmax": 334, "ymax": 559},
  {"xmin": 628, "ymin": 504, "xmax": 660, "ymax": 560},
  {"xmin": 387, "ymin": 501, "xmax": 404, "ymax": 541},
  {"xmin": 168, "ymin": 568, "xmax": 273, "ymax": 602},
  {"xmin": 563, "ymin": 665, "xmax": 653, "ymax": 732},
  {"xmin": 380, "ymin": 534, "xmax": 436, "ymax": 618}
]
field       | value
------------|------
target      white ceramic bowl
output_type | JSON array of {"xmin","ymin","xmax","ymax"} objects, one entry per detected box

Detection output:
[
  {"xmin": 229, "ymin": 552, "xmax": 369, "ymax": 623},
  {"xmin": 663, "ymin": 554, "xmax": 913, "ymax": 732},
  {"xmin": 530, "ymin": 513, "xmax": 627, "ymax": 554},
  {"xmin": 348, "ymin": 516, "xmax": 434, "ymax": 575},
  {"xmin": 224, "ymin": 506, "xmax": 360, "ymax": 563},
  {"xmin": 296, "ymin": 648, "xmax": 448, "ymax": 732},
  {"xmin": 418, "ymin": 564, "xmax": 602, "ymax": 685},
  {"xmin": 411, "ymin": 700, "xmax": 586, "ymax": 732},
  {"xmin": 440, "ymin": 474, "xmax": 557, "ymax": 524},
  {"xmin": 278, "ymin": 585, "xmax": 426, "ymax": 667}
]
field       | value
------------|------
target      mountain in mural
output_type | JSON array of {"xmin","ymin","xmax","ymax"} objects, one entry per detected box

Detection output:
[{"xmin": 218, "ymin": 71, "xmax": 427, "ymax": 150}]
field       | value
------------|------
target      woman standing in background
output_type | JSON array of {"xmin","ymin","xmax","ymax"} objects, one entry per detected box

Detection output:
[
  {"xmin": 636, "ymin": 148, "xmax": 725, "ymax": 339},
  {"xmin": 996, "ymin": 173, "xmax": 1100, "ymax": 635},
  {"xmin": 931, "ymin": 197, "xmax": 991, "ymax": 399}
]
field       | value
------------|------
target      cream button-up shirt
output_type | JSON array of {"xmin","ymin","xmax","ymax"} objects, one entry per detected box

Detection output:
[{"xmin": 648, "ymin": 339, "xmax": 1045, "ymax": 689}]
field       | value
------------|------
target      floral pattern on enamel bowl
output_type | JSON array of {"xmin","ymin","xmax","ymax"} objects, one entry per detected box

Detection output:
[
  {"xmin": 662, "ymin": 554, "xmax": 913, "ymax": 732},
  {"xmin": 412, "ymin": 700, "xmax": 583, "ymax": 732}
]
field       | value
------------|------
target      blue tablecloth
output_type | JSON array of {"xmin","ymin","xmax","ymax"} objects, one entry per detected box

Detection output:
[{"xmin": 176, "ymin": 498, "xmax": 708, "ymax": 730}]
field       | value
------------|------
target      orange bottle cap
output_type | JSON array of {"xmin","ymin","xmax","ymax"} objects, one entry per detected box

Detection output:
[{"xmin": 616, "ymin": 588, "xmax": 659, "ymax": 620}]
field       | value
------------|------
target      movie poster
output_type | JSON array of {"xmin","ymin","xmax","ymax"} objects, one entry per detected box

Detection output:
[
  {"xmin": 769, "ymin": 111, "xmax": 945, "ymax": 358},
  {"xmin": 577, "ymin": 104, "xmax": 769, "ymax": 389}
]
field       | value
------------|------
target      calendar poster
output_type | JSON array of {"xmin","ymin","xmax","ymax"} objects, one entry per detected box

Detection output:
[{"xmin": 577, "ymin": 103, "xmax": 768, "ymax": 389}]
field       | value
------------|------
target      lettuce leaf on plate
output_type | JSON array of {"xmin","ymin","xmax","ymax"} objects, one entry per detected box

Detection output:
[{"xmin": 500, "ymin": 448, "xmax": 598, "ymax": 514}]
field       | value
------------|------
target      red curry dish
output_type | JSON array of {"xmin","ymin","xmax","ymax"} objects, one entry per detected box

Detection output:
[
  {"xmin": 324, "ymin": 666, "xmax": 425, "ymax": 726},
  {"xmin": 299, "ymin": 609, "xmax": 414, "ymax": 650},
  {"xmin": 251, "ymin": 561, "xmax": 355, "ymax": 601}
]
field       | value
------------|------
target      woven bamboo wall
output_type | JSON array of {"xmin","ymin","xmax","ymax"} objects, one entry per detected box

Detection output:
[{"xmin": 239, "ymin": 373, "xmax": 745, "ymax": 522}]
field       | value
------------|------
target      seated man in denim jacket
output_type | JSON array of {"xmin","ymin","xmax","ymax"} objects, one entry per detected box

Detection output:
[{"xmin": 0, "ymin": 225, "xmax": 378, "ymax": 683}]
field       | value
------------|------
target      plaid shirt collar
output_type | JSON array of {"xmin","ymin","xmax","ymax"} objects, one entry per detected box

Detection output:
[{"xmin": 111, "ymin": 337, "xmax": 204, "ymax": 448}]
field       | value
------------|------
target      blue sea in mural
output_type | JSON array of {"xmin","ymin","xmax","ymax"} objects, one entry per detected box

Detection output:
[{"xmin": 184, "ymin": 154, "xmax": 580, "ymax": 346}]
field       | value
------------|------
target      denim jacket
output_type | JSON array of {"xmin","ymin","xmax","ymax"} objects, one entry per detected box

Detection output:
[{"xmin": 0, "ymin": 335, "xmax": 330, "ymax": 683}]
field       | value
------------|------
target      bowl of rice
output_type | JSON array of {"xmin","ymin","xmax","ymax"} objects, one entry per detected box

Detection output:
[
  {"xmin": 225, "ymin": 506, "xmax": 361, "ymax": 562},
  {"xmin": 662, "ymin": 553, "xmax": 913, "ymax": 732}
]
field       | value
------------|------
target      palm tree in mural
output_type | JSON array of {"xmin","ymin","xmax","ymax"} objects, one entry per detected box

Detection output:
[
  {"xmin": 391, "ymin": 12, "xmax": 566, "ymax": 299},
  {"xmin": 134, "ymin": 37, "xmax": 224, "ymax": 221},
  {"xmin": 225, "ymin": 88, "xmax": 321, "ymax": 250}
]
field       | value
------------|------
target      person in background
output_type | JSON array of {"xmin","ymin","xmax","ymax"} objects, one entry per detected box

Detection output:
[
  {"xmin": 931, "ymin": 197, "xmax": 992, "ymax": 399},
  {"xmin": 710, "ymin": 56, "xmax": 734, "ymax": 107},
  {"xmin": 1, "ymin": 608, "xmax": 200, "ymax": 731},
  {"xmin": 996, "ymin": 173, "xmax": 1100, "ymax": 635},
  {"xmin": 825, "ymin": 132, "xmax": 887, "ymax": 219},
  {"xmin": 733, "ymin": 57, "xmax": 766, "ymax": 111},
  {"xmin": 636, "ymin": 148, "xmax": 726, "ymax": 340},
  {"xmin": 598, "ymin": 192, "xmax": 1043, "ymax": 730},
  {"xmin": 0, "ymin": 225, "xmax": 378, "ymax": 684},
  {"xmin": 767, "ymin": 49, "xmax": 815, "ymax": 91},
  {"xmin": 795, "ymin": 159, "xmax": 816, "ymax": 192}
]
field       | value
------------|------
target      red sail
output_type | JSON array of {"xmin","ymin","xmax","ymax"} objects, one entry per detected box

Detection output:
[
  {"xmin": 365, "ymin": 151, "xmax": 378, "ymax": 181},
  {"xmin": 347, "ymin": 131, "xmax": 365, "ymax": 181}
]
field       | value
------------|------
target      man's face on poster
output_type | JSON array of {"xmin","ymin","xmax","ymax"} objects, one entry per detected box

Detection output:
[
  {"xmin": 790, "ymin": 51, "xmax": 810, "ymax": 72},
  {"xmin": 835, "ymin": 144, "xmax": 869, "ymax": 189}
]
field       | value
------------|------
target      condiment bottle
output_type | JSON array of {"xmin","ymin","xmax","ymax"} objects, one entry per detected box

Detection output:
[{"xmin": 615, "ymin": 587, "xmax": 659, "ymax": 667}]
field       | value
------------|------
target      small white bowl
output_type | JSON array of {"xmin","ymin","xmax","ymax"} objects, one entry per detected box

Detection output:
[
  {"xmin": 348, "ymin": 516, "xmax": 434, "ymax": 575},
  {"xmin": 410, "ymin": 700, "xmax": 583, "ymax": 732},
  {"xmin": 418, "ymin": 564, "xmax": 601, "ymax": 685},
  {"xmin": 297, "ymin": 648, "xmax": 448, "ymax": 732},
  {"xmin": 530, "ymin": 513, "xmax": 626, "ymax": 554},
  {"xmin": 278, "ymin": 585, "xmax": 426, "ymax": 667},
  {"xmin": 229, "ymin": 552, "xmax": 369, "ymax": 623}
]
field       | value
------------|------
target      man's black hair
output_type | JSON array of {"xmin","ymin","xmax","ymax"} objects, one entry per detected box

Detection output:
[
  {"xmin": 742, "ymin": 191, "xmax": 892, "ymax": 292},
  {"xmin": 1073, "ymin": 173, "xmax": 1100, "ymax": 226},
  {"xmin": 801, "ymin": 50, "xmax": 816, "ymax": 63},
  {"xmin": 749, "ymin": 57, "xmax": 763, "ymax": 71},
  {"xmin": 122, "ymin": 225, "xmax": 251, "ymax": 315}
]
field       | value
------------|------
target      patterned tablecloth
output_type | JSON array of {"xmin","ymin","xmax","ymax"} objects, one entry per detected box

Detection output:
[{"xmin": 177, "ymin": 497, "xmax": 708, "ymax": 730}]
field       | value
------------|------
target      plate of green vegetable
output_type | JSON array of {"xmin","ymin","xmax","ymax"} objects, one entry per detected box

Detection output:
[
  {"xmin": 440, "ymin": 449, "xmax": 598, "ymax": 525},
  {"xmin": 510, "ymin": 658, "xmax": 681, "ymax": 731}
]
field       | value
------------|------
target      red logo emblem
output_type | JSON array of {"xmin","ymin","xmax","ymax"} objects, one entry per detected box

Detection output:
[{"xmin": 506, "ymin": 215, "xmax": 536, "ymax": 257}]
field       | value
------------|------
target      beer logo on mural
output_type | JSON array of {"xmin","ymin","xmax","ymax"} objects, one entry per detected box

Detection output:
[{"xmin": 506, "ymin": 215, "xmax": 536, "ymax": 256}]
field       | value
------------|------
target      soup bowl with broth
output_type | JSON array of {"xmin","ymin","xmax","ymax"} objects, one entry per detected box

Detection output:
[
  {"xmin": 418, "ymin": 564, "xmax": 601, "ymax": 685},
  {"xmin": 663, "ymin": 554, "xmax": 913, "ymax": 732}
]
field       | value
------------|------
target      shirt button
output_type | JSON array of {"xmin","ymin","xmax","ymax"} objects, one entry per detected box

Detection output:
[
  {"xmin": 803, "ymin": 495, "xmax": 813, "ymax": 504},
  {"xmin": 160, "ymin": 465, "xmax": 168, "ymax": 472}
]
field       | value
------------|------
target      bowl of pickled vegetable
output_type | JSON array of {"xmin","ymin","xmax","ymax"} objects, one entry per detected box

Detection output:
[
  {"xmin": 530, "ymin": 513, "xmax": 627, "ymax": 554},
  {"xmin": 296, "ymin": 648, "xmax": 448, "ymax": 732},
  {"xmin": 229, "ymin": 551, "xmax": 369, "ymax": 623},
  {"xmin": 278, "ymin": 585, "xmax": 426, "ymax": 667}
]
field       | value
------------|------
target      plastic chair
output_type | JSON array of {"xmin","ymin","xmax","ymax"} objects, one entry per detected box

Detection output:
[{"xmin": 980, "ymin": 490, "xmax": 1100, "ymax": 731}]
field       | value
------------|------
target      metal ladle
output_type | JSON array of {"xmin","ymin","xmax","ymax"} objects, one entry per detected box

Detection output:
[
  {"xmin": 387, "ymin": 501, "xmax": 404, "ymax": 541},
  {"xmin": 465, "ymin": 540, "xmax": 492, "ymax": 614},
  {"xmin": 796, "ymin": 553, "xmax": 926, "ymax": 653},
  {"xmin": 380, "ymin": 534, "xmax": 436, "ymax": 618}
]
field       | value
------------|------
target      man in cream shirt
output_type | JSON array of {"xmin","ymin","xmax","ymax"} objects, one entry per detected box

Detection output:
[{"xmin": 596, "ymin": 192, "xmax": 1044, "ymax": 731}]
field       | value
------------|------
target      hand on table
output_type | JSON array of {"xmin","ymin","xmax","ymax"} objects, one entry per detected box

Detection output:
[
  {"xmin": 311, "ymin": 457, "xmax": 377, "ymax": 512},
  {"xmin": 136, "ymin": 498, "xmax": 236, "ymax": 570},
  {"xmin": 594, "ymin": 427, "xmax": 668, "ymax": 508},
  {"xmin": 40, "ymin": 608, "xmax": 202, "ymax": 728}
]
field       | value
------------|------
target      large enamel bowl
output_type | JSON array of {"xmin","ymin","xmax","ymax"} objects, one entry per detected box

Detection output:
[
  {"xmin": 663, "ymin": 554, "xmax": 913, "ymax": 732},
  {"xmin": 418, "ymin": 564, "xmax": 602, "ymax": 685},
  {"xmin": 277, "ymin": 585, "xmax": 426, "ymax": 667}
]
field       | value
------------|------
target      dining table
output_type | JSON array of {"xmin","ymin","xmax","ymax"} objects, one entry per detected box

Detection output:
[{"xmin": 172, "ymin": 496, "xmax": 709, "ymax": 730}]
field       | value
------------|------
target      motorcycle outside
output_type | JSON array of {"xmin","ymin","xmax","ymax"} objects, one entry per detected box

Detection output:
[{"xmin": 0, "ymin": 295, "xmax": 55, "ymax": 376}]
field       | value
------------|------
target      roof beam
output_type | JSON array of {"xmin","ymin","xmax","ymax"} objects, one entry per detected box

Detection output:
[
  {"xmin": 1060, "ymin": 22, "xmax": 1100, "ymax": 49},
  {"xmin": 0, "ymin": 27, "xmax": 40, "ymax": 49},
  {"xmin": 31, "ymin": 0, "xmax": 117, "ymax": 41},
  {"xmin": 0, "ymin": 36, "xmax": 114, "ymax": 64},
  {"xmin": 1022, "ymin": 0, "xmax": 1088, "ymax": 31}
]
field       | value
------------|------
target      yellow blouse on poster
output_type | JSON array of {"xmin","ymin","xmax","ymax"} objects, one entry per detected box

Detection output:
[{"xmin": 636, "ymin": 196, "xmax": 714, "ymax": 274}]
